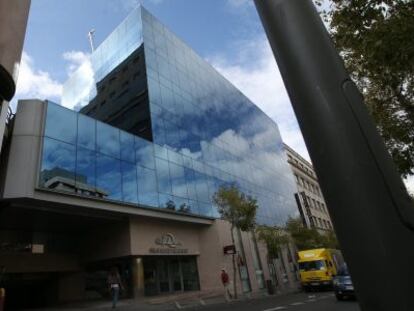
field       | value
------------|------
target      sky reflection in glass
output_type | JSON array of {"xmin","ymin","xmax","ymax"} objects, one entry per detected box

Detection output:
[{"xmin": 51, "ymin": 6, "xmax": 299, "ymax": 224}]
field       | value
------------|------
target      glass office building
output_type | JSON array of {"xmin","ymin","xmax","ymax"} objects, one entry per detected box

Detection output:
[
  {"xmin": 0, "ymin": 6, "xmax": 303, "ymax": 305},
  {"xmin": 39, "ymin": 6, "xmax": 297, "ymax": 226}
]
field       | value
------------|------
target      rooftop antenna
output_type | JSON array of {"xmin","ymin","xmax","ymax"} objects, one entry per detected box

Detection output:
[{"xmin": 87, "ymin": 29, "xmax": 95, "ymax": 53}]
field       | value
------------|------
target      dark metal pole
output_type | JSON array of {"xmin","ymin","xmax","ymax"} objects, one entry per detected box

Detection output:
[{"xmin": 254, "ymin": 0, "xmax": 414, "ymax": 310}]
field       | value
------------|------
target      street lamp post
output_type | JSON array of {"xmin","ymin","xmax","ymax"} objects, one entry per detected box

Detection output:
[{"xmin": 254, "ymin": 1, "xmax": 414, "ymax": 310}]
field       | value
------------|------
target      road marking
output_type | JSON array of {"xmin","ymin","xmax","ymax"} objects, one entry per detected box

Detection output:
[
  {"xmin": 306, "ymin": 299, "xmax": 317, "ymax": 302},
  {"xmin": 290, "ymin": 302, "xmax": 304, "ymax": 306},
  {"xmin": 263, "ymin": 306, "xmax": 287, "ymax": 311}
]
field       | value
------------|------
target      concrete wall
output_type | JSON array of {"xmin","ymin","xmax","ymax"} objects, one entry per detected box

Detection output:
[
  {"xmin": 3, "ymin": 99, "xmax": 45, "ymax": 198},
  {"xmin": 0, "ymin": 0, "xmax": 31, "ymax": 148},
  {"xmin": 129, "ymin": 217, "xmax": 201, "ymax": 256}
]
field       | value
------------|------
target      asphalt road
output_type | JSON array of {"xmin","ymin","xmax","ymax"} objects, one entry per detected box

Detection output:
[{"xmin": 195, "ymin": 292, "xmax": 360, "ymax": 311}]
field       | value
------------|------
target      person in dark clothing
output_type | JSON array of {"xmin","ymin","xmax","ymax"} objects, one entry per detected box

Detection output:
[{"xmin": 107, "ymin": 267, "xmax": 123, "ymax": 309}]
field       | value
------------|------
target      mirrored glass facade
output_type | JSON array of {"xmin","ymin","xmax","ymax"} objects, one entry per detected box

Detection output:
[{"xmin": 40, "ymin": 6, "xmax": 298, "ymax": 225}]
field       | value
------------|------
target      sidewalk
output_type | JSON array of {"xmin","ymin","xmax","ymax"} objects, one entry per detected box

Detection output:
[{"xmin": 29, "ymin": 288, "xmax": 300, "ymax": 311}]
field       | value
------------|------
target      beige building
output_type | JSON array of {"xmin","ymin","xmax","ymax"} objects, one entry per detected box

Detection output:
[
  {"xmin": 284, "ymin": 144, "xmax": 333, "ymax": 232},
  {"xmin": 0, "ymin": 0, "xmax": 31, "ymax": 149}
]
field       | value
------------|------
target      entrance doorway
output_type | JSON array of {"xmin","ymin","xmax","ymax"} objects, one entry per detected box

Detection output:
[{"xmin": 143, "ymin": 256, "xmax": 199, "ymax": 296}]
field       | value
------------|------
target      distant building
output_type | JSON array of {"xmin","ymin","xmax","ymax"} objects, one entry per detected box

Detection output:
[{"xmin": 284, "ymin": 143, "xmax": 333, "ymax": 232}]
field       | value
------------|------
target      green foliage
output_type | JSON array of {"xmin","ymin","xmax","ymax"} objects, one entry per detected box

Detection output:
[
  {"xmin": 256, "ymin": 225, "xmax": 290, "ymax": 259},
  {"xmin": 213, "ymin": 185, "xmax": 258, "ymax": 231},
  {"xmin": 213, "ymin": 185, "xmax": 258, "ymax": 300},
  {"xmin": 314, "ymin": 0, "xmax": 414, "ymax": 177},
  {"xmin": 285, "ymin": 217, "xmax": 339, "ymax": 250}
]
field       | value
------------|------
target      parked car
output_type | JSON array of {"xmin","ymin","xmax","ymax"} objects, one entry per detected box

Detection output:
[{"xmin": 333, "ymin": 264, "xmax": 355, "ymax": 300}]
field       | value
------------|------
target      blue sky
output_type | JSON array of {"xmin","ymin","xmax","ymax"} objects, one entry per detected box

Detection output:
[{"xmin": 15, "ymin": 0, "xmax": 307, "ymax": 162}]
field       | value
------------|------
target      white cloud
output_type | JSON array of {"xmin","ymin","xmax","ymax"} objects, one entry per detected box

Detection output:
[
  {"xmin": 11, "ymin": 50, "xmax": 96, "ymax": 112},
  {"xmin": 63, "ymin": 50, "xmax": 91, "ymax": 77},
  {"xmin": 209, "ymin": 37, "xmax": 310, "ymax": 161},
  {"xmin": 14, "ymin": 52, "xmax": 63, "ymax": 105},
  {"xmin": 61, "ymin": 52, "xmax": 95, "ymax": 111},
  {"xmin": 226, "ymin": 0, "xmax": 254, "ymax": 8}
]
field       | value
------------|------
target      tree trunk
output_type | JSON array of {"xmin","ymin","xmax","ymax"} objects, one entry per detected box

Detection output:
[{"xmin": 230, "ymin": 225, "xmax": 238, "ymax": 299}]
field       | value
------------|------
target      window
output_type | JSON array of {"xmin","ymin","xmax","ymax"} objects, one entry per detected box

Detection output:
[
  {"xmin": 77, "ymin": 114, "xmax": 95, "ymax": 151},
  {"xmin": 299, "ymin": 260, "xmax": 325, "ymax": 271},
  {"xmin": 137, "ymin": 166, "xmax": 158, "ymax": 207},
  {"xmin": 121, "ymin": 161, "xmax": 138, "ymax": 204},
  {"xmin": 133, "ymin": 71, "xmax": 141, "ymax": 80},
  {"xmin": 96, "ymin": 153, "xmax": 122, "ymax": 201},
  {"xmin": 96, "ymin": 121, "xmax": 120, "ymax": 158},
  {"xmin": 44, "ymin": 103, "xmax": 77, "ymax": 145},
  {"xmin": 76, "ymin": 147, "xmax": 96, "ymax": 193},
  {"xmin": 40, "ymin": 138, "xmax": 76, "ymax": 191}
]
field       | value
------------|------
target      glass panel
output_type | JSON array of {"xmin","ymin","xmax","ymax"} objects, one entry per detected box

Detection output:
[
  {"xmin": 45, "ymin": 103, "xmax": 77, "ymax": 144},
  {"xmin": 135, "ymin": 136, "xmax": 155, "ymax": 169},
  {"xmin": 76, "ymin": 147, "xmax": 96, "ymax": 196},
  {"xmin": 155, "ymin": 158, "xmax": 171, "ymax": 195},
  {"xmin": 159, "ymin": 193, "xmax": 174, "ymax": 210},
  {"xmin": 137, "ymin": 165, "xmax": 159, "ymax": 207},
  {"xmin": 157, "ymin": 259, "xmax": 170, "ymax": 293},
  {"xmin": 96, "ymin": 153, "xmax": 122, "ymax": 200},
  {"xmin": 77, "ymin": 114, "xmax": 96, "ymax": 151},
  {"xmin": 39, "ymin": 137, "xmax": 76, "ymax": 193},
  {"xmin": 184, "ymin": 168, "xmax": 197, "ymax": 201},
  {"xmin": 120, "ymin": 131, "xmax": 135, "ymax": 163},
  {"xmin": 194, "ymin": 171, "xmax": 210, "ymax": 203},
  {"xmin": 121, "ymin": 161, "xmax": 138, "ymax": 204},
  {"xmin": 96, "ymin": 121, "xmax": 120, "ymax": 158},
  {"xmin": 169, "ymin": 259, "xmax": 182, "ymax": 291},
  {"xmin": 181, "ymin": 257, "xmax": 199, "ymax": 291},
  {"xmin": 198, "ymin": 202, "xmax": 212, "ymax": 217},
  {"xmin": 169, "ymin": 162, "xmax": 188, "ymax": 198}
]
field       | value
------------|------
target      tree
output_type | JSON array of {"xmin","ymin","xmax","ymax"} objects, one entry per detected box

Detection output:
[
  {"xmin": 314, "ymin": 0, "xmax": 414, "ymax": 177},
  {"xmin": 213, "ymin": 185, "xmax": 258, "ymax": 299},
  {"xmin": 256, "ymin": 225, "xmax": 290, "ymax": 260},
  {"xmin": 285, "ymin": 217, "xmax": 340, "ymax": 251},
  {"xmin": 320, "ymin": 229, "xmax": 340, "ymax": 249}
]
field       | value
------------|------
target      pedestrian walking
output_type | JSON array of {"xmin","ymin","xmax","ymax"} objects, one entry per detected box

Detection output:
[
  {"xmin": 107, "ymin": 267, "xmax": 123, "ymax": 309},
  {"xmin": 221, "ymin": 268, "xmax": 232, "ymax": 301}
]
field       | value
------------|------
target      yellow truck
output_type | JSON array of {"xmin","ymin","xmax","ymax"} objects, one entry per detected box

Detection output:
[{"xmin": 298, "ymin": 248, "xmax": 343, "ymax": 291}]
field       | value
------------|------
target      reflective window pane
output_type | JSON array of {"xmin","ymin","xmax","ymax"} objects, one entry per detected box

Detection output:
[
  {"xmin": 97, "ymin": 121, "xmax": 120, "ymax": 158},
  {"xmin": 39, "ymin": 137, "xmax": 76, "ymax": 193},
  {"xmin": 169, "ymin": 162, "xmax": 188, "ymax": 198},
  {"xmin": 137, "ymin": 165, "xmax": 158, "ymax": 207},
  {"xmin": 96, "ymin": 153, "xmax": 122, "ymax": 200},
  {"xmin": 120, "ymin": 131, "xmax": 135, "ymax": 163},
  {"xmin": 76, "ymin": 147, "xmax": 96, "ymax": 196},
  {"xmin": 135, "ymin": 136, "xmax": 155, "ymax": 169},
  {"xmin": 45, "ymin": 103, "xmax": 77, "ymax": 144},
  {"xmin": 121, "ymin": 161, "xmax": 138, "ymax": 204},
  {"xmin": 77, "ymin": 114, "xmax": 96, "ymax": 151},
  {"xmin": 155, "ymin": 158, "xmax": 171, "ymax": 194}
]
